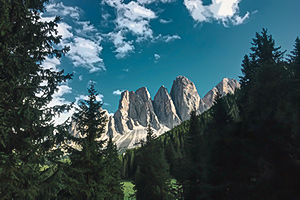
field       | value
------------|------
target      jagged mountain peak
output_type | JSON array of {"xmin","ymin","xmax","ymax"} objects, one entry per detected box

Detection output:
[
  {"xmin": 153, "ymin": 85, "xmax": 181, "ymax": 129},
  {"xmin": 170, "ymin": 76, "xmax": 201, "ymax": 121},
  {"xmin": 71, "ymin": 76, "xmax": 240, "ymax": 152},
  {"xmin": 203, "ymin": 78, "xmax": 241, "ymax": 107}
]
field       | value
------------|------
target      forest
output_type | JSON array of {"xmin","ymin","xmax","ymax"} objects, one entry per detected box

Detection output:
[{"xmin": 1, "ymin": 0, "xmax": 300, "ymax": 199}]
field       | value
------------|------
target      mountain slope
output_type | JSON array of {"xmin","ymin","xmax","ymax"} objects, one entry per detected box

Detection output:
[{"xmin": 70, "ymin": 76, "xmax": 240, "ymax": 151}]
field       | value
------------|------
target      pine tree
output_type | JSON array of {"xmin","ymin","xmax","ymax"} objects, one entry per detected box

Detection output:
[
  {"xmin": 183, "ymin": 109, "xmax": 203, "ymax": 200},
  {"xmin": 134, "ymin": 124, "xmax": 171, "ymax": 200},
  {"xmin": 0, "ymin": 0, "xmax": 72, "ymax": 199},
  {"xmin": 288, "ymin": 37, "xmax": 300, "ymax": 77},
  {"xmin": 64, "ymin": 82, "xmax": 107, "ymax": 199},
  {"xmin": 236, "ymin": 30, "xmax": 300, "ymax": 199},
  {"xmin": 239, "ymin": 28, "xmax": 285, "ymax": 87},
  {"xmin": 103, "ymin": 136, "xmax": 124, "ymax": 200}
]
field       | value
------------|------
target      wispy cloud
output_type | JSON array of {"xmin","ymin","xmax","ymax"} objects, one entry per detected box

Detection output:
[
  {"xmin": 108, "ymin": 30, "xmax": 135, "ymax": 59},
  {"xmin": 184, "ymin": 0, "xmax": 249, "ymax": 26},
  {"xmin": 154, "ymin": 34, "xmax": 181, "ymax": 42},
  {"xmin": 45, "ymin": 2, "xmax": 81, "ymax": 20},
  {"xmin": 43, "ymin": 2, "xmax": 105, "ymax": 73},
  {"xmin": 75, "ymin": 94, "xmax": 104, "ymax": 103},
  {"xmin": 113, "ymin": 89, "xmax": 125, "ymax": 95},
  {"xmin": 137, "ymin": 0, "xmax": 175, "ymax": 4},
  {"xmin": 78, "ymin": 75, "xmax": 83, "ymax": 81},
  {"xmin": 154, "ymin": 54, "xmax": 160, "ymax": 63},
  {"xmin": 67, "ymin": 37, "xmax": 104, "ymax": 73},
  {"xmin": 159, "ymin": 18, "xmax": 173, "ymax": 24},
  {"xmin": 102, "ymin": 0, "xmax": 181, "ymax": 58},
  {"xmin": 42, "ymin": 57, "xmax": 61, "ymax": 71}
]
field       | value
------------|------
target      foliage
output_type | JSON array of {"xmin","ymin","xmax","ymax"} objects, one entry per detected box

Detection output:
[
  {"xmin": 104, "ymin": 136, "xmax": 124, "ymax": 199},
  {"xmin": 62, "ymin": 82, "xmax": 109, "ymax": 199},
  {"xmin": 0, "ymin": 0, "xmax": 72, "ymax": 199},
  {"xmin": 122, "ymin": 29, "xmax": 300, "ymax": 200},
  {"xmin": 134, "ymin": 125, "xmax": 172, "ymax": 200}
]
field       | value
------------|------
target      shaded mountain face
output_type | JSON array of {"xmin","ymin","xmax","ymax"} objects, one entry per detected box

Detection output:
[{"xmin": 71, "ymin": 76, "xmax": 240, "ymax": 151}]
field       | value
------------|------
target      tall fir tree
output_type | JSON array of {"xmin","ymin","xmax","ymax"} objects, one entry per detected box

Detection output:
[
  {"xmin": 103, "ymin": 136, "xmax": 124, "ymax": 200},
  {"xmin": 183, "ymin": 109, "xmax": 203, "ymax": 200},
  {"xmin": 0, "ymin": 0, "xmax": 72, "ymax": 199},
  {"xmin": 134, "ymin": 124, "xmax": 171, "ymax": 200},
  {"xmin": 236, "ymin": 30, "xmax": 300, "ymax": 199},
  {"xmin": 63, "ymin": 82, "xmax": 108, "ymax": 199},
  {"xmin": 288, "ymin": 37, "xmax": 300, "ymax": 77}
]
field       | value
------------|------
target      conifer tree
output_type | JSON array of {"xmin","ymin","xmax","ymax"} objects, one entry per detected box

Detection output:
[
  {"xmin": 103, "ymin": 136, "xmax": 124, "ymax": 200},
  {"xmin": 0, "ymin": 0, "xmax": 72, "ymax": 199},
  {"xmin": 288, "ymin": 37, "xmax": 300, "ymax": 77},
  {"xmin": 239, "ymin": 28, "xmax": 285, "ymax": 87},
  {"xmin": 64, "ymin": 82, "xmax": 107, "ymax": 199},
  {"xmin": 237, "ymin": 30, "xmax": 300, "ymax": 199},
  {"xmin": 183, "ymin": 109, "xmax": 203, "ymax": 200},
  {"xmin": 134, "ymin": 124, "xmax": 171, "ymax": 200}
]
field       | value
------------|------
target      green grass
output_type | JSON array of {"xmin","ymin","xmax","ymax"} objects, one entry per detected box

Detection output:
[{"xmin": 122, "ymin": 180, "xmax": 135, "ymax": 200}]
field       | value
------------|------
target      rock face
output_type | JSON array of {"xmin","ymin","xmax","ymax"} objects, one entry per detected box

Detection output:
[
  {"xmin": 203, "ymin": 78, "xmax": 241, "ymax": 107},
  {"xmin": 153, "ymin": 86, "xmax": 181, "ymax": 129},
  {"xmin": 71, "ymin": 76, "xmax": 240, "ymax": 152},
  {"xmin": 170, "ymin": 76, "xmax": 201, "ymax": 121}
]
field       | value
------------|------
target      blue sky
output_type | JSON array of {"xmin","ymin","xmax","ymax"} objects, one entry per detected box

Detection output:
[{"xmin": 42, "ymin": 0, "xmax": 300, "ymax": 123}]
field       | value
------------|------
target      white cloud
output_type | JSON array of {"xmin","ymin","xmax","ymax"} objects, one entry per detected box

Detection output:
[
  {"xmin": 184, "ymin": 0, "xmax": 207, "ymax": 22},
  {"xmin": 113, "ymin": 90, "xmax": 125, "ymax": 95},
  {"xmin": 79, "ymin": 75, "xmax": 83, "ymax": 81},
  {"xmin": 154, "ymin": 54, "xmax": 160, "ymax": 59},
  {"xmin": 57, "ymin": 22, "xmax": 73, "ymax": 39},
  {"xmin": 232, "ymin": 11, "xmax": 250, "ymax": 25},
  {"xmin": 75, "ymin": 21, "xmax": 97, "ymax": 37},
  {"xmin": 108, "ymin": 31, "xmax": 135, "ymax": 58},
  {"xmin": 75, "ymin": 94, "xmax": 104, "ymax": 103},
  {"xmin": 67, "ymin": 37, "xmax": 105, "ymax": 73},
  {"xmin": 159, "ymin": 18, "xmax": 173, "ymax": 24},
  {"xmin": 43, "ymin": 2, "xmax": 105, "ymax": 73},
  {"xmin": 154, "ymin": 34, "xmax": 181, "ymax": 42},
  {"xmin": 42, "ymin": 57, "xmax": 61, "ymax": 71},
  {"xmin": 104, "ymin": 0, "xmax": 179, "ymax": 58},
  {"xmin": 184, "ymin": 0, "xmax": 249, "ymax": 26},
  {"xmin": 45, "ymin": 2, "xmax": 80, "ymax": 20},
  {"xmin": 123, "ymin": 68, "xmax": 129, "ymax": 72},
  {"xmin": 137, "ymin": 0, "xmax": 175, "ymax": 4}
]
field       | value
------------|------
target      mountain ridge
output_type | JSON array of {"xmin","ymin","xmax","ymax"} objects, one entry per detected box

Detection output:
[{"xmin": 70, "ymin": 76, "xmax": 240, "ymax": 151}]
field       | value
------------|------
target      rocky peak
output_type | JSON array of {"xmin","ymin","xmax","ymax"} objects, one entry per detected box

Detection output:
[
  {"xmin": 216, "ymin": 78, "xmax": 241, "ymax": 95},
  {"xmin": 203, "ymin": 78, "xmax": 241, "ymax": 108},
  {"xmin": 170, "ymin": 76, "xmax": 201, "ymax": 121},
  {"xmin": 114, "ymin": 87, "xmax": 160, "ymax": 134},
  {"xmin": 153, "ymin": 86, "xmax": 181, "ymax": 128}
]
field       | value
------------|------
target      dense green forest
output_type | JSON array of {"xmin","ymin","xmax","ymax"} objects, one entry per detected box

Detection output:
[
  {"xmin": 121, "ymin": 30, "xmax": 300, "ymax": 199},
  {"xmin": 1, "ymin": 0, "xmax": 300, "ymax": 199}
]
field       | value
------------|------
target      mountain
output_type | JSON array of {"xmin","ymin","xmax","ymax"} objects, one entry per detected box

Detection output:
[{"xmin": 70, "ymin": 76, "xmax": 240, "ymax": 152}]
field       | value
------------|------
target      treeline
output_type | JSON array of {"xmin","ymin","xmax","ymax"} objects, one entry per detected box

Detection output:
[
  {"xmin": 0, "ymin": 1, "xmax": 123, "ymax": 199},
  {"xmin": 122, "ymin": 29, "xmax": 300, "ymax": 199}
]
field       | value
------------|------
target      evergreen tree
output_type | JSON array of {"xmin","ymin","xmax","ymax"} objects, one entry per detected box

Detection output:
[
  {"xmin": 134, "ymin": 124, "xmax": 171, "ymax": 200},
  {"xmin": 237, "ymin": 30, "xmax": 300, "ymax": 199},
  {"xmin": 63, "ymin": 82, "xmax": 107, "ymax": 199},
  {"xmin": 288, "ymin": 37, "xmax": 300, "ymax": 77},
  {"xmin": 239, "ymin": 28, "xmax": 285, "ymax": 87},
  {"xmin": 103, "ymin": 136, "xmax": 124, "ymax": 200},
  {"xmin": 183, "ymin": 109, "xmax": 203, "ymax": 200},
  {"xmin": 0, "ymin": 0, "xmax": 72, "ymax": 199}
]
